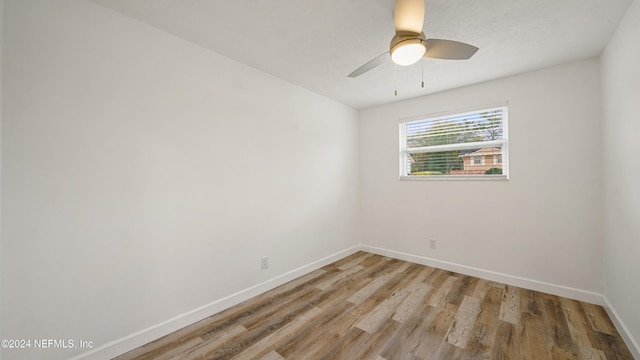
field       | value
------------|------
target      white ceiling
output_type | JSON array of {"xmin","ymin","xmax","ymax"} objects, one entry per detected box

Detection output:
[{"xmin": 89, "ymin": 0, "xmax": 632, "ymax": 109}]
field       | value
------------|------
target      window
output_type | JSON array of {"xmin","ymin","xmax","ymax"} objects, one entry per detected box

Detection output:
[
  {"xmin": 399, "ymin": 104, "xmax": 508, "ymax": 179},
  {"xmin": 472, "ymin": 156, "xmax": 485, "ymax": 166}
]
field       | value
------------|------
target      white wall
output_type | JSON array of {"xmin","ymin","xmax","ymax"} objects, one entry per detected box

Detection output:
[
  {"xmin": 359, "ymin": 59, "xmax": 604, "ymax": 298},
  {"xmin": 601, "ymin": 0, "xmax": 640, "ymax": 354},
  {"xmin": 0, "ymin": 0, "xmax": 358, "ymax": 359}
]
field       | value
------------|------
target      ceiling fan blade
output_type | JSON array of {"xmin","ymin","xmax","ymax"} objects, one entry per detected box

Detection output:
[
  {"xmin": 394, "ymin": 0, "xmax": 424, "ymax": 34},
  {"xmin": 424, "ymin": 39, "xmax": 479, "ymax": 60},
  {"xmin": 348, "ymin": 52, "xmax": 390, "ymax": 78}
]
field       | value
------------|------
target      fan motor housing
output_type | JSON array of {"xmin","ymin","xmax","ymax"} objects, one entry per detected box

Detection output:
[
  {"xmin": 390, "ymin": 32, "xmax": 427, "ymax": 51},
  {"xmin": 390, "ymin": 32, "xmax": 427, "ymax": 65}
]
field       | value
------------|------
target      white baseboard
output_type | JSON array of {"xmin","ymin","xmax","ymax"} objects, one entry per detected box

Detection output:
[
  {"xmin": 70, "ymin": 245, "xmax": 360, "ymax": 360},
  {"xmin": 360, "ymin": 245, "xmax": 605, "ymax": 305},
  {"xmin": 603, "ymin": 296, "xmax": 640, "ymax": 359}
]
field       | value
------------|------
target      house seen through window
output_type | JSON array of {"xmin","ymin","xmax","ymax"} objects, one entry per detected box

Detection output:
[{"xmin": 399, "ymin": 105, "xmax": 508, "ymax": 179}]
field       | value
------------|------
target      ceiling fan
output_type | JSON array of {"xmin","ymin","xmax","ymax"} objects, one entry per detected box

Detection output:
[{"xmin": 348, "ymin": 0, "xmax": 478, "ymax": 78}]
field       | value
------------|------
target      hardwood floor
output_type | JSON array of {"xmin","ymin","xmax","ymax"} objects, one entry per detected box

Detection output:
[{"xmin": 114, "ymin": 252, "xmax": 634, "ymax": 360}]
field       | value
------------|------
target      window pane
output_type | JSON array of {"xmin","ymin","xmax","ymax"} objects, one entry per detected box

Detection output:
[
  {"xmin": 459, "ymin": 147, "xmax": 502, "ymax": 175},
  {"xmin": 405, "ymin": 108, "xmax": 504, "ymax": 149},
  {"xmin": 408, "ymin": 147, "xmax": 503, "ymax": 176},
  {"xmin": 408, "ymin": 150, "xmax": 464, "ymax": 176}
]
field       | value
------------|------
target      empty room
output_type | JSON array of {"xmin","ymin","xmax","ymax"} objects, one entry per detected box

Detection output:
[{"xmin": 1, "ymin": 0, "xmax": 639, "ymax": 359}]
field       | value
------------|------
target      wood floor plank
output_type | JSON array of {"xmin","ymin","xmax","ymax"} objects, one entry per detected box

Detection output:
[
  {"xmin": 396, "ymin": 264, "xmax": 435, "ymax": 292},
  {"xmin": 348, "ymin": 263, "xmax": 424, "ymax": 331},
  {"xmin": 113, "ymin": 325, "xmax": 204, "ymax": 360},
  {"xmin": 347, "ymin": 272, "xmax": 396, "ymax": 304},
  {"xmin": 432, "ymin": 341, "xmax": 465, "ymax": 359},
  {"xmin": 286, "ymin": 261, "xmax": 417, "ymax": 359},
  {"xmin": 471, "ymin": 278, "xmax": 491, "ymax": 300},
  {"xmin": 356, "ymin": 319, "xmax": 401, "ymax": 359},
  {"xmin": 519, "ymin": 289, "xmax": 552, "ymax": 360},
  {"xmin": 210, "ymin": 285, "xmax": 333, "ymax": 359},
  {"xmin": 313, "ymin": 326, "xmax": 366, "ymax": 360},
  {"xmin": 232, "ymin": 306, "xmax": 323, "ymax": 360},
  {"xmin": 380, "ymin": 305, "xmax": 438, "ymax": 360},
  {"xmin": 426, "ymin": 275, "xmax": 459, "ymax": 307},
  {"xmin": 492, "ymin": 321, "xmax": 522, "ymax": 359},
  {"xmin": 561, "ymin": 297, "xmax": 595, "ymax": 348},
  {"xmin": 275, "ymin": 303, "xmax": 359, "ymax": 360},
  {"xmin": 240, "ymin": 284, "xmax": 320, "ymax": 330},
  {"xmin": 461, "ymin": 286, "xmax": 504, "ymax": 359},
  {"xmin": 114, "ymin": 253, "xmax": 634, "ymax": 360},
  {"xmin": 275, "ymin": 299, "xmax": 356, "ymax": 358},
  {"xmin": 445, "ymin": 275, "xmax": 480, "ymax": 306},
  {"xmin": 315, "ymin": 264, "xmax": 365, "ymax": 291},
  {"xmin": 176, "ymin": 324, "xmax": 247, "ymax": 360},
  {"xmin": 499, "ymin": 285, "xmax": 521, "ymax": 325},
  {"xmin": 257, "ymin": 350, "xmax": 285, "ymax": 360},
  {"xmin": 367, "ymin": 258, "xmax": 404, "ymax": 278},
  {"xmin": 445, "ymin": 295, "xmax": 482, "ymax": 349},
  {"xmin": 586, "ymin": 330, "xmax": 635, "ymax": 360},
  {"xmin": 329, "ymin": 316, "xmax": 400, "ymax": 359},
  {"xmin": 191, "ymin": 267, "xmax": 330, "ymax": 343},
  {"xmin": 391, "ymin": 282, "xmax": 432, "ymax": 323},
  {"xmin": 411, "ymin": 302, "xmax": 459, "ymax": 358},
  {"xmin": 337, "ymin": 252, "xmax": 372, "ymax": 270},
  {"xmin": 356, "ymin": 288, "xmax": 411, "ymax": 333},
  {"xmin": 326, "ymin": 251, "xmax": 366, "ymax": 270},
  {"xmin": 153, "ymin": 338, "xmax": 204, "ymax": 360},
  {"xmin": 551, "ymin": 345, "xmax": 579, "ymax": 360},
  {"xmin": 581, "ymin": 302, "xmax": 617, "ymax": 336},
  {"xmin": 540, "ymin": 293, "xmax": 577, "ymax": 355},
  {"xmin": 577, "ymin": 344, "xmax": 607, "ymax": 360}
]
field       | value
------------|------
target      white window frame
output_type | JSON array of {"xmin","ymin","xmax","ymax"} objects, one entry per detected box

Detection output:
[{"xmin": 399, "ymin": 103, "xmax": 509, "ymax": 181}]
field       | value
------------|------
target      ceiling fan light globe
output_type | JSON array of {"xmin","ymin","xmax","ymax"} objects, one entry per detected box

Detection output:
[{"xmin": 390, "ymin": 39, "xmax": 426, "ymax": 66}]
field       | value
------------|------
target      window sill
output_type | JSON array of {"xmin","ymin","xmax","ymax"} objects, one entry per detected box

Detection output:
[{"xmin": 399, "ymin": 175, "xmax": 509, "ymax": 181}]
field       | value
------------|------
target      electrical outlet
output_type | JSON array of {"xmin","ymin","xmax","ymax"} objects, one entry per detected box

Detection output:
[
  {"xmin": 261, "ymin": 256, "xmax": 269, "ymax": 270},
  {"xmin": 429, "ymin": 239, "xmax": 437, "ymax": 250}
]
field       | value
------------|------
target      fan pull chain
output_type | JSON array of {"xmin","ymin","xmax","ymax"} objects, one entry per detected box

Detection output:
[
  {"xmin": 421, "ymin": 60, "xmax": 425, "ymax": 88},
  {"xmin": 394, "ymin": 64, "xmax": 398, "ymax": 96}
]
